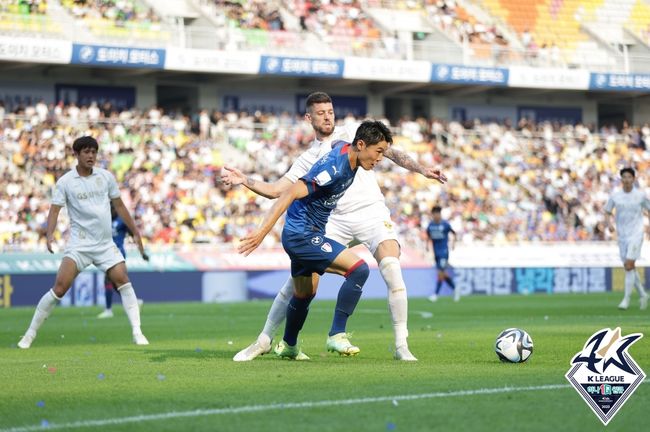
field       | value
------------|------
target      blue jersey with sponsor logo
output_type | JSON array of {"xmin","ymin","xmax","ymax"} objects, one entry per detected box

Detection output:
[
  {"xmin": 426, "ymin": 220, "xmax": 454, "ymax": 258},
  {"xmin": 112, "ymin": 216, "xmax": 128, "ymax": 257},
  {"xmin": 284, "ymin": 141, "xmax": 356, "ymax": 234}
]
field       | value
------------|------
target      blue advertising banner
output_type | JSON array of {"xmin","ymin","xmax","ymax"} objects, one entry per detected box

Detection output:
[
  {"xmin": 259, "ymin": 55, "xmax": 344, "ymax": 78},
  {"xmin": 431, "ymin": 64, "xmax": 508, "ymax": 86},
  {"xmin": 452, "ymin": 267, "xmax": 611, "ymax": 296},
  {"xmin": 71, "ymin": 44, "xmax": 165, "ymax": 69},
  {"xmin": 590, "ymin": 73, "xmax": 650, "ymax": 91},
  {"xmin": 1, "ymin": 266, "xmax": 616, "ymax": 307},
  {"xmin": 2, "ymin": 272, "xmax": 203, "ymax": 307}
]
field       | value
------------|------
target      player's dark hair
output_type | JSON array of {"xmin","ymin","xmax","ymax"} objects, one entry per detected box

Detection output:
[
  {"xmin": 72, "ymin": 136, "xmax": 99, "ymax": 154},
  {"xmin": 306, "ymin": 92, "xmax": 332, "ymax": 112},
  {"xmin": 432, "ymin": 205, "xmax": 442, "ymax": 213},
  {"xmin": 620, "ymin": 167, "xmax": 635, "ymax": 178},
  {"xmin": 353, "ymin": 120, "xmax": 393, "ymax": 147}
]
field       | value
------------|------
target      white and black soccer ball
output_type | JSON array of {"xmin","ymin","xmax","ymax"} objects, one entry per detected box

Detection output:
[{"xmin": 495, "ymin": 328, "xmax": 533, "ymax": 363}]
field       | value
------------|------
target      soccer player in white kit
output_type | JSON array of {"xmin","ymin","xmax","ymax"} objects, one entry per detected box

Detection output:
[
  {"xmin": 18, "ymin": 136, "xmax": 150, "ymax": 348},
  {"xmin": 604, "ymin": 167, "xmax": 650, "ymax": 310},
  {"xmin": 223, "ymin": 92, "xmax": 447, "ymax": 361}
]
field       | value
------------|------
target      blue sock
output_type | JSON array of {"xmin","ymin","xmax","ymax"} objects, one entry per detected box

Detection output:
[
  {"xmin": 329, "ymin": 262, "xmax": 369, "ymax": 337},
  {"xmin": 447, "ymin": 276, "xmax": 456, "ymax": 290},
  {"xmin": 435, "ymin": 279, "xmax": 443, "ymax": 294},
  {"xmin": 283, "ymin": 295, "xmax": 314, "ymax": 347},
  {"xmin": 105, "ymin": 284, "xmax": 113, "ymax": 309}
]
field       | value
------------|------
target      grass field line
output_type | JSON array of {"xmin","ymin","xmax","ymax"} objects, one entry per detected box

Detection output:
[{"xmin": 6, "ymin": 381, "xmax": 648, "ymax": 432}]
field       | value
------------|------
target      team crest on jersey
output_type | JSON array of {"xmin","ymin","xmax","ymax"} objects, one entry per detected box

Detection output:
[
  {"xmin": 95, "ymin": 177, "xmax": 103, "ymax": 187},
  {"xmin": 565, "ymin": 327, "xmax": 645, "ymax": 425},
  {"xmin": 321, "ymin": 242, "xmax": 332, "ymax": 253},
  {"xmin": 311, "ymin": 236, "xmax": 323, "ymax": 245},
  {"xmin": 384, "ymin": 221, "xmax": 393, "ymax": 230}
]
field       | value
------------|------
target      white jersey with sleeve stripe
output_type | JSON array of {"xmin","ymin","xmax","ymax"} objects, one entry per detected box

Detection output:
[
  {"xmin": 604, "ymin": 188, "xmax": 650, "ymax": 241},
  {"xmin": 51, "ymin": 166, "xmax": 121, "ymax": 248},
  {"xmin": 283, "ymin": 122, "xmax": 385, "ymax": 215}
]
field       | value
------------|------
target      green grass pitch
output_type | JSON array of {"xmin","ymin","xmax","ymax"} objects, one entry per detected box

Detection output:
[{"xmin": 0, "ymin": 292, "xmax": 648, "ymax": 432}]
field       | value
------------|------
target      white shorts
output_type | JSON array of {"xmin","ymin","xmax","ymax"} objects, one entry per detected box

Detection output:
[
  {"xmin": 325, "ymin": 204, "xmax": 399, "ymax": 255},
  {"xmin": 65, "ymin": 242, "xmax": 125, "ymax": 273},
  {"xmin": 619, "ymin": 237, "xmax": 643, "ymax": 262}
]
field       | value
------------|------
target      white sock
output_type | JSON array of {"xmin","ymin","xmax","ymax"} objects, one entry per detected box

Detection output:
[
  {"xmin": 259, "ymin": 276, "xmax": 293, "ymax": 343},
  {"xmin": 624, "ymin": 270, "xmax": 635, "ymax": 301},
  {"xmin": 379, "ymin": 257, "xmax": 409, "ymax": 349},
  {"xmin": 26, "ymin": 289, "xmax": 61, "ymax": 335},
  {"xmin": 117, "ymin": 283, "xmax": 142, "ymax": 334},
  {"xmin": 634, "ymin": 271, "xmax": 647, "ymax": 297}
]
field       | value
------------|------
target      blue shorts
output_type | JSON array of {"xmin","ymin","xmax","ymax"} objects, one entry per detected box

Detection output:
[
  {"xmin": 282, "ymin": 229, "xmax": 347, "ymax": 277},
  {"xmin": 435, "ymin": 256, "xmax": 449, "ymax": 271}
]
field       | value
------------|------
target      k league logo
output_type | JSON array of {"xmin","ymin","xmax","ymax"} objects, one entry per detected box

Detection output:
[{"xmin": 565, "ymin": 327, "xmax": 645, "ymax": 425}]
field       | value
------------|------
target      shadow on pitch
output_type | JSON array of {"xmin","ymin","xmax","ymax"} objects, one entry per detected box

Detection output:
[{"xmin": 119, "ymin": 348, "xmax": 237, "ymax": 362}]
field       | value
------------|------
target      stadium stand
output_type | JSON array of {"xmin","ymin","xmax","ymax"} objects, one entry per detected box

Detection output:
[
  {"xmin": 2, "ymin": 101, "xmax": 649, "ymax": 254},
  {"xmin": 478, "ymin": 0, "xmax": 621, "ymax": 70},
  {"xmin": 59, "ymin": 0, "xmax": 168, "ymax": 41},
  {"xmin": 0, "ymin": 0, "xmax": 62, "ymax": 35}
]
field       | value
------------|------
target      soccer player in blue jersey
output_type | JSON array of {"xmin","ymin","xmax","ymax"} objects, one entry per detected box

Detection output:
[
  {"xmin": 97, "ymin": 203, "xmax": 148, "ymax": 319},
  {"xmin": 229, "ymin": 92, "xmax": 447, "ymax": 362},
  {"xmin": 426, "ymin": 205, "xmax": 458, "ymax": 302},
  {"xmin": 238, "ymin": 120, "xmax": 392, "ymax": 359}
]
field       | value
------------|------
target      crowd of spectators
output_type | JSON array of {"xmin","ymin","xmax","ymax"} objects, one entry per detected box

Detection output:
[
  {"xmin": 423, "ymin": 0, "xmax": 503, "ymax": 45},
  {"xmin": 2, "ymin": 0, "xmax": 47, "ymax": 14},
  {"xmin": 2, "ymin": 100, "xmax": 650, "ymax": 254},
  {"xmin": 200, "ymin": 0, "xmax": 285, "ymax": 31},
  {"xmin": 61, "ymin": 0, "xmax": 160, "ymax": 27}
]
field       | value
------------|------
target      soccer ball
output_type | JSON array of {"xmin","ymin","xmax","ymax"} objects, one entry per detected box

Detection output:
[{"xmin": 495, "ymin": 328, "xmax": 533, "ymax": 363}]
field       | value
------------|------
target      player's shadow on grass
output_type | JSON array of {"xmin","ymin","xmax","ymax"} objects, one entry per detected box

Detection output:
[{"xmin": 123, "ymin": 349, "xmax": 236, "ymax": 362}]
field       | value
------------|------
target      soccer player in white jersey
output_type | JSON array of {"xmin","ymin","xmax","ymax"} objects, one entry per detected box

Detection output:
[
  {"xmin": 604, "ymin": 167, "xmax": 650, "ymax": 310},
  {"xmin": 18, "ymin": 136, "xmax": 150, "ymax": 348},
  {"xmin": 223, "ymin": 92, "xmax": 447, "ymax": 361}
]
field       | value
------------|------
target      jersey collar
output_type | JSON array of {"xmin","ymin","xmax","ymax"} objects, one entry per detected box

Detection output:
[{"xmin": 72, "ymin": 167, "xmax": 97, "ymax": 178}]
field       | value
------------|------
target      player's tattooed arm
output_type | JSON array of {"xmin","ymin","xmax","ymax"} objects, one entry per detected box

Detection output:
[{"xmin": 384, "ymin": 148, "xmax": 447, "ymax": 184}]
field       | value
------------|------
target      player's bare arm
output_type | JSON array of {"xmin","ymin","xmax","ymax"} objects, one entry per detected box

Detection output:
[
  {"xmin": 221, "ymin": 166, "xmax": 293, "ymax": 199},
  {"xmin": 238, "ymin": 181, "xmax": 309, "ymax": 256},
  {"xmin": 112, "ymin": 197, "xmax": 148, "ymax": 259},
  {"xmin": 45, "ymin": 204, "xmax": 62, "ymax": 253},
  {"xmin": 604, "ymin": 210, "xmax": 614, "ymax": 234},
  {"xmin": 384, "ymin": 147, "xmax": 447, "ymax": 184}
]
